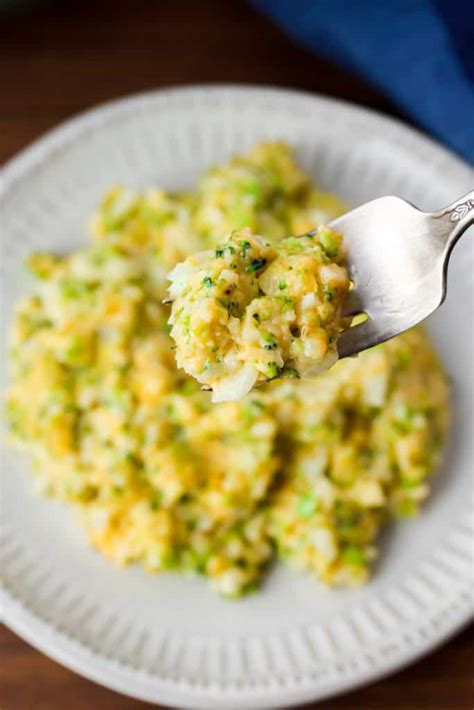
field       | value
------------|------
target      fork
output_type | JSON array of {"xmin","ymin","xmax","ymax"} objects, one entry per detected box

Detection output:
[{"xmin": 327, "ymin": 191, "xmax": 474, "ymax": 358}]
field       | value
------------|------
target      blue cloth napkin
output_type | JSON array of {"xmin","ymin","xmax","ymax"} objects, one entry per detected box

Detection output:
[{"xmin": 251, "ymin": 0, "xmax": 474, "ymax": 164}]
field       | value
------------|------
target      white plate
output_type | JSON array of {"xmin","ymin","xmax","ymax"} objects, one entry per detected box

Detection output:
[{"xmin": 1, "ymin": 86, "xmax": 473, "ymax": 709}]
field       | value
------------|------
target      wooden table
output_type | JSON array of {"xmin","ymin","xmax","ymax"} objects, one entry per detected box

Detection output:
[{"xmin": 0, "ymin": 1, "xmax": 472, "ymax": 708}]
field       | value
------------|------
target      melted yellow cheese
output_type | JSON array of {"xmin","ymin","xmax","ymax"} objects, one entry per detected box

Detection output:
[{"xmin": 6, "ymin": 142, "xmax": 449, "ymax": 596}]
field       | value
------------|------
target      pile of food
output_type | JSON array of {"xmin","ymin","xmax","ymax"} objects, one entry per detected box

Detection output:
[
  {"xmin": 168, "ymin": 226, "xmax": 350, "ymax": 401},
  {"xmin": 6, "ymin": 142, "xmax": 450, "ymax": 596}
]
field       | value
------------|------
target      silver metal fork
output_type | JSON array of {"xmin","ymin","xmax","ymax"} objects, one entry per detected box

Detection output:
[{"xmin": 328, "ymin": 191, "xmax": 474, "ymax": 358}]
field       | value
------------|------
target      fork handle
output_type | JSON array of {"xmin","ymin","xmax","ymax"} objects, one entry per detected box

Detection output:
[{"xmin": 432, "ymin": 190, "xmax": 474, "ymax": 249}]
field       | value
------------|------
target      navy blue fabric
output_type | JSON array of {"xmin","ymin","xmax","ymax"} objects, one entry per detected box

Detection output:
[
  {"xmin": 433, "ymin": 0, "xmax": 474, "ymax": 83},
  {"xmin": 251, "ymin": 0, "xmax": 474, "ymax": 164}
]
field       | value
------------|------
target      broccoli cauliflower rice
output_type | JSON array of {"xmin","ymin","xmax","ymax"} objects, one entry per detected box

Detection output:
[
  {"xmin": 168, "ymin": 226, "xmax": 350, "ymax": 401},
  {"xmin": 6, "ymin": 142, "xmax": 450, "ymax": 596}
]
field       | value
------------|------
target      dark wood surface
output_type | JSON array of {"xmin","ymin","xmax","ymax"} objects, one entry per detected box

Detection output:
[{"xmin": 0, "ymin": 1, "xmax": 472, "ymax": 708}]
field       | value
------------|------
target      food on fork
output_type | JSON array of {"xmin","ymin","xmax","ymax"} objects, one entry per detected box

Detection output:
[{"xmin": 168, "ymin": 227, "xmax": 350, "ymax": 401}]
